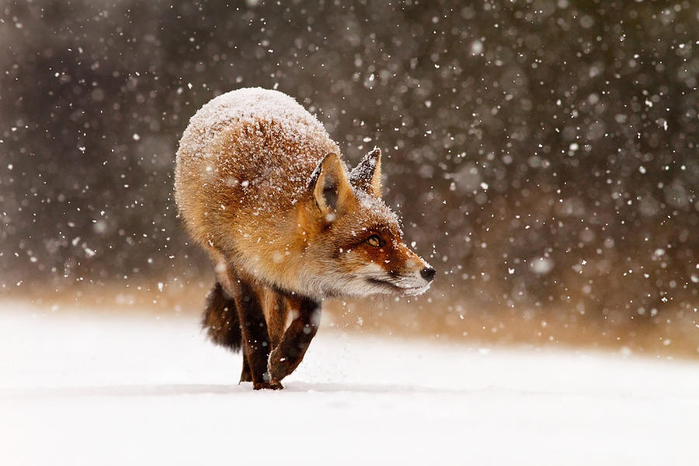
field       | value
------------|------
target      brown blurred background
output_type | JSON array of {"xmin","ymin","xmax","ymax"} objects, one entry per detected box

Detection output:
[{"xmin": 1, "ymin": 0, "xmax": 697, "ymax": 356}]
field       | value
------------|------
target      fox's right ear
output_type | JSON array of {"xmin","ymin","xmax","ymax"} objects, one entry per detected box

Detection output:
[
  {"xmin": 308, "ymin": 153, "xmax": 354, "ymax": 222},
  {"xmin": 349, "ymin": 147, "xmax": 382, "ymax": 197}
]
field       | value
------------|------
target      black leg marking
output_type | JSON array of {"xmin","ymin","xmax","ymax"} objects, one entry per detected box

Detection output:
[
  {"xmin": 268, "ymin": 296, "xmax": 321, "ymax": 383},
  {"xmin": 229, "ymin": 278, "xmax": 278, "ymax": 390}
]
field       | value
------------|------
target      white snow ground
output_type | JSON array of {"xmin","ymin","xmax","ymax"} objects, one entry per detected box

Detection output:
[{"xmin": 2, "ymin": 302, "xmax": 699, "ymax": 465}]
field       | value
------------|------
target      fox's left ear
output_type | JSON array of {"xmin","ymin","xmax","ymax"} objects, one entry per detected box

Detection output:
[
  {"xmin": 308, "ymin": 153, "xmax": 355, "ymax": 222},
  {"xmin": 349, "ymin": 147, "xmax": 382, "ymax": 197}
]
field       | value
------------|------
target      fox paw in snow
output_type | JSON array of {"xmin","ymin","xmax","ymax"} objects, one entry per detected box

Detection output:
[{"xmin": 253, "ymin": 380, "xmax": 284, "ymax": 390}]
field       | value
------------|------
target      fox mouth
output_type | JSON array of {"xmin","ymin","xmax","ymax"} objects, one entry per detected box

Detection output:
[{"xmin": 366, "ymin": 278, "xmax": 431, "ymax": 296}]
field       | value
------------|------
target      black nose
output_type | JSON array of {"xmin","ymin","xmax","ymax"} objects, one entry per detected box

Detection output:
[{"xmin": 420, "ymin": 267, "xmax": 436, "ymax": 282}]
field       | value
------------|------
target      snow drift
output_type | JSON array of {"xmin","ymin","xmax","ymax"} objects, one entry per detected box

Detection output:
[{"xmin": 1, "ymin": 302, "xmax": 698, "ymax": 465}]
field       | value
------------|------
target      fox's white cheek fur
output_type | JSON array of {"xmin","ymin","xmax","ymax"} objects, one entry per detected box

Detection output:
[{"xmin": 332, "ymin": 273, "xmax": 383, "ymax": 298}]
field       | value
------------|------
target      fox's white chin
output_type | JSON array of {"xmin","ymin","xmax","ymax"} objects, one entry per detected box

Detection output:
[
  {"xmin": 399, "ymin": 283, "xmax": 432, "ymax": 296},
  {"xmin": 361, "ymin": 277, "xmax": 432, "ymax": 297},
  {"xmin": 316, "ymin": 271, "xmax": 432, "ymax": 298}
]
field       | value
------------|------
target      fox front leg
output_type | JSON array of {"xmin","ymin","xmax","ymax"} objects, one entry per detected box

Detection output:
[
  {"xmin": 268, "ymin": 296, "xmax": 321, "ymax": 384},
  {"xmin": 228, "ymin": 277, "xmax": 280, "ymax": 390},
  {"xmin": 239, "ymin": 346, "xmax": 252, "ymax": 383}
]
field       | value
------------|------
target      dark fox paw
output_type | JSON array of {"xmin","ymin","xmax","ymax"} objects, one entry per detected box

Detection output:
[
  {"xmin": 253, "ymin": 380, "xmax": 284, "ymax": 390},
  {"xmin": 268, "ymin": 351, "xmax": 295, "ymax": 383}
]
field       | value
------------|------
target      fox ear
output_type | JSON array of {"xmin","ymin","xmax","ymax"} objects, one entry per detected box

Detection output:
[
  {"xmin": 349, "ymin": 147, "xmax": 382, "ymax": 197},
  {"xmin": 308, "ymin": 153, "xmax": 354, "ymax": 221}
]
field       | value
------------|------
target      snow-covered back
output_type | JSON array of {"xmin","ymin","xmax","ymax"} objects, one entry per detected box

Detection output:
[
  {"xmin": 177, "ymin": 87, "xmax": 334, "ymax": 165},
  {"xmin": 175, "ymin": 87, "xmax": 341, "ymax": 211}
]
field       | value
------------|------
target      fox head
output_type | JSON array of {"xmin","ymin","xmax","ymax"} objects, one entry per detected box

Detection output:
[{"xmin": 298, "ymin": 148, "xmax": 435, "ymax": 298}]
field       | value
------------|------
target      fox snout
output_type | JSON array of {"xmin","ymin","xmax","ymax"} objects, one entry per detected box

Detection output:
[
  {"xmin": 391, "ymin": 247, "xmax": 435, "ymax": 295},
  {"xmin": 359, "ymin": 242, "xmax": 435, "ymax": 296}
]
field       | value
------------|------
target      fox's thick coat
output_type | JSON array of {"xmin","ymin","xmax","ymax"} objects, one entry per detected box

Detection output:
[{"xmin": 175, "ymin": 88, "xmax": 434, "ymax": 389}]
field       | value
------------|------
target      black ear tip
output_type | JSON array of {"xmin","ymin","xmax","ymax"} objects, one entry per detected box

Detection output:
[
  {"xmin": 307, "ymin": 163, "xmax": 323, "ymax": 190},
  {"xmin": 308, "ymin": 153, "xmax": 342, "ymax": 190}
]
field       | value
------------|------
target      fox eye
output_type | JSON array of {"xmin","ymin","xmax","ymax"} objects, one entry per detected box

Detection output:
[{"xmin": 366, "ymin": 235, "xmax": 382, "ymax": 247}]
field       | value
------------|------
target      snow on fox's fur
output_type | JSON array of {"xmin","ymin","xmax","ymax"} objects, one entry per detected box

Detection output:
[
  {"xmin": 175, "ymin": 88, "xmax": 433, "ymax": 298},
  {"xmin": 175, "ymin": 88, "xmax": 434, "ymax": 389}
]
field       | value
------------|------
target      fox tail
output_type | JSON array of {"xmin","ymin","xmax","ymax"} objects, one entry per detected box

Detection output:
[{"xmin": 201, "ymin": 281, "xmax": 242, "ymax": 352}]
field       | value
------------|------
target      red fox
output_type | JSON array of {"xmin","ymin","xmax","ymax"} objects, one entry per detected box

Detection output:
[{"xmin": 175, "ymin": 88, "xmax": 434, "ymax": 389}]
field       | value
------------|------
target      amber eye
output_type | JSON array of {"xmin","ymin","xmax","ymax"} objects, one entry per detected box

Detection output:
[{"xmin": 366, "ymin": 235, "xmax": 382, "ymax": 247}]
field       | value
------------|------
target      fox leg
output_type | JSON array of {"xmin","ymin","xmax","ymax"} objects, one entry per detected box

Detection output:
[
  {"xmin": 226, "ymin": 274, "xmax": 280, "ymax": 390},
  {"xmin": 268, "ymin": 295, "xmax": 321, "ymax": 384},
  {"xmin": 239, "ymin": 346, "xmax": 252, "ymax": 383},
  {"xmin": 265, "ymin": 291, "xmax": 289, "ymax": 350},
  {"xmin": 238, "ymin": 287, "xmax": 286, "ymax": 384}
]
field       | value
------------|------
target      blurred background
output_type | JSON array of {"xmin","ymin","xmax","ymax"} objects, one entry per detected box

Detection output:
[{"xmin": 1, "ymin": 0, "xmax": 697, "ymax": 356}]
